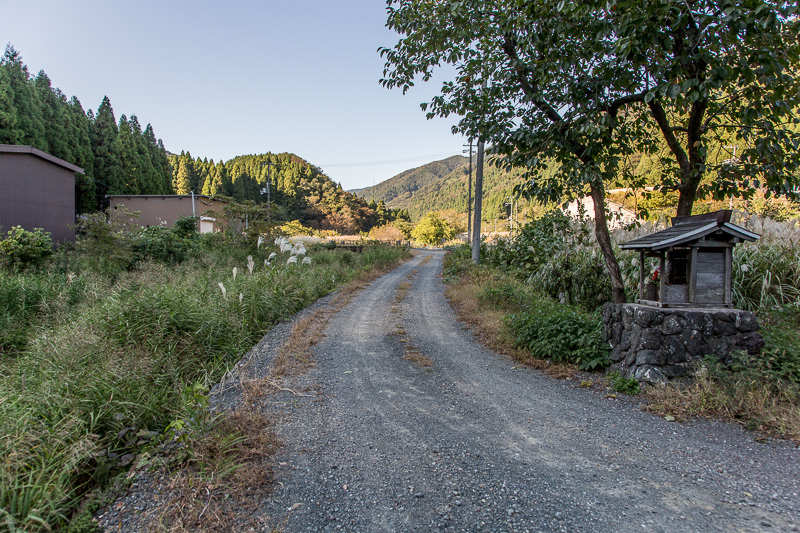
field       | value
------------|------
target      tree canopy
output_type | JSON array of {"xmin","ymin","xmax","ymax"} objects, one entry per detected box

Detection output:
[{"xmin": 381, "ymin": 0, "xmax": 800, "ymax": 302}]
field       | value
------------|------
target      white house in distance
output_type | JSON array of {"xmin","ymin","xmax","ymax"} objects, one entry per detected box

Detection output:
[{"xmin": 563, "ymin": 196, "xmax": 637, "ymax": 229}]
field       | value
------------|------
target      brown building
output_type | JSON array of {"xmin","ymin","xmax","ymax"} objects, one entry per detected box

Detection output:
[
  {"xmin": 0, "ymin": 144, "xmax": 84, "ymax": 243},
  {"xmin": 107, "ymin": 194, "xmax": 228, "ymax": 233}
]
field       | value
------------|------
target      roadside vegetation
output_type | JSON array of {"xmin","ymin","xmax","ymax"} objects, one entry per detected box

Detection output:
[
  {"xmin": 444, "ymin": 212, "xmax": 800, "ymax": 441},
  {"xmin": 0, "ymin": 216, "xmax": 409, "ymax": 531}
]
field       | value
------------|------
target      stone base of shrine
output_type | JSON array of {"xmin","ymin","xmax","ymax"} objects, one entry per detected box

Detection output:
[{"xmin": 602, "ymin": 303, "xmax": 764, "ymax": 384}]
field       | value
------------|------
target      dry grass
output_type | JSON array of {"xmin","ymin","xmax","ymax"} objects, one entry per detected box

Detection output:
[
  {"xmin": 403, "ymin": 346, "xmax": 433, "ymax": 367},
  {"xmin": 444, "ymin": 270, "xmax": 577, "ymax": 379},
  {"xmin": 644, "ymin": 369, "xmax": 800, "ymax": 443},
  {"xmin": 138, "ymin": 407, "xmax": 280, "ymax": 532}
]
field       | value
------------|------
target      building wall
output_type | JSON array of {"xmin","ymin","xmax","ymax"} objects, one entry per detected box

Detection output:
[
  {"xmin": 564, "ymin": 197, "xmax": 637, "ymax": 230},
  {"xmin": 0, "ymin": 152, "xmax": 76, "ymax": 243},
  {"xmin": 108, "ymin": 196, "xmax": 227, "ymax": 230}
]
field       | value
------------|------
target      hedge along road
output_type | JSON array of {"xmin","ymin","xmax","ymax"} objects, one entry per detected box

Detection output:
[{"xmin": 259, "ymin": 250, "xmax": 800, "ymax": 532}]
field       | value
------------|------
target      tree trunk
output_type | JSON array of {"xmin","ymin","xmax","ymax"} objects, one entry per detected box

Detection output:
[
  {"xmin": 589, "ymin": 182, "xmax": 626, "ymax": 303},
  {"xmin": 675, "ymin": 184, "xmax": 696, "ymax": 217}
]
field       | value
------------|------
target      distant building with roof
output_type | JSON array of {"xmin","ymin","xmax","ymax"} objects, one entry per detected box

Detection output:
[
  {"xmin": 106, "ymin": 194, "xmax": 228, "ymax": 233},
  {"xmin": 0, "ymin": 144, "xmax": 84, "ymax": 243}
]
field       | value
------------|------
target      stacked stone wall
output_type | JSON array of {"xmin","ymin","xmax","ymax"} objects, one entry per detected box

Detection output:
[{"xmin": 602, "ymin": 303, "xmax": 764, "ymax": 384}]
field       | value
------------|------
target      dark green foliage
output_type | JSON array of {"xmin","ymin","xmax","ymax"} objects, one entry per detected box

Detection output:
[
  {"xmin": 483, "ymin": 213, "xmax": 611, "ymax": 311},
  {"xmin": 131, "ymin": 226, "xmax": 191, "ymax": 265},
  {"xmin": 170, "ymin": 152, "xmax": 382, "ymax": 233},
  {"xmin": 506, "ymin": 301, "xmax": 610, "ymax": 371},
  {"xmin": 0, "ymin": 226, "xmax": 53, "ymax": 268},
  {"xmin": 173, "ymin": 216, "xmax": 198, "ymax": 239},
  {"xmin": 360, "ymin": 155, "xmax": 532, "ymax": 224},
  {"xmin": 608, "ymin": 372, "xmax": 641, "ymax": 395},
  {"xmin": 753, "ymin": 305, "xmax": 800, "ymax": 389}
]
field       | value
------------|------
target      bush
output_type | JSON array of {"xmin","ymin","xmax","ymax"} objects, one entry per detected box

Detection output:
[
  {"xmin": 173, "ymin": 216, "xmax": 198, "ymax": 239},
  {"xmin": 732, "ymin": 242, "xmax": 800, "ymax": 311},
  {"xmin": 0, "ymin": 226, "xmax": 53, "ymax": 268},
  {"xmin": 506, "ymin": 301, "xmax": 610, "ymax": 370},
  {"xmin": 132, "ymin": 226, "xmax": 191, "ymax": 264},
  {"xmin": 74, "ymin": 212, "xmax": 135, "ymax": 276}
]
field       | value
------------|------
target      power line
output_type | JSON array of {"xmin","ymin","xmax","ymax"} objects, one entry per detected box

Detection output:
[{"xmin": 317, "ymin": 152, "xmax": 462, "ymax": 168}]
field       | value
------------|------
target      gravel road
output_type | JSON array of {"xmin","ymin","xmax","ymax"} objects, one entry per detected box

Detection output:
[
  {"xmin": 249, "ymin": 250, "xmax": 800, "ymax": 532},
  {"xmin": 99, "ymin": 249, "xmax": 800, "ymax": 532}
]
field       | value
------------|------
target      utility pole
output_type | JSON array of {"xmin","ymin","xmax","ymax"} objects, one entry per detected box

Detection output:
[
  {"xmin": 471, "ymin": 136, "xmax": 485, "ymax": 265},
  {"xmin": 463, "ymin": 140, "xmax": 473, "ymax": 243},
  {"xmin": 471, "ymin": 80, "xmax": 487, "ymax": 265},
  {"xmin": 261, "ymin": 160, "xmax": 273, "ymax": 207}
]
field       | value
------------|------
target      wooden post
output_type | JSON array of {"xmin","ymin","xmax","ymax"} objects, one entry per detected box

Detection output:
[
  {"xmin": 659, "ymin": 252, "xmax": 666, "ymax": 305},
  {"xmin": 638, "ymin": 250, "xmax": 646, "ymax": 301},
  {"xmin": 724, "ymin": 245, "xmax": 732, "ymax": 306},
  {"xmin": 689, "ymin": 246, "xmax": 698, "ymax": 305}
]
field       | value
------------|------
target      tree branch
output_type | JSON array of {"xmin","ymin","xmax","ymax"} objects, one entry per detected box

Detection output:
[{"xmin": 648, "ymin": 100, "xmax": 690, "ymax": 177}]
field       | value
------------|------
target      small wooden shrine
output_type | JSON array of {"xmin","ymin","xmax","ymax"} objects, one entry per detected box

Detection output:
[{"xmin": 620, "ymin": 210, "xmax": 759, "ymax": 308}]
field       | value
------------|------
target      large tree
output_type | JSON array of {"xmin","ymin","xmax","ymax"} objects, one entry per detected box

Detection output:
[{"xmin": 381, "ymin": 0, "xmax": 799, "ymax": 303}]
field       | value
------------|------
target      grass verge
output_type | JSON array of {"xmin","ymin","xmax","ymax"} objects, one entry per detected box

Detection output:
[
  {"xmin": 443, "ymin": 245, "xmax": 800, "ymax": 443},
  {"xmin": 0, "ymin": 242, "xmax": 410, "ymax": 531},
  {"xmin": 132, "ymin": 249, "xmax": 411, "ymax": 532}
]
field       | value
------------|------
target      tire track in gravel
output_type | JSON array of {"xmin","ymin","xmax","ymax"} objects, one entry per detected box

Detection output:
[{"xmin": 258, "ymin": 250, "xmax": 800, "ymax": 532}]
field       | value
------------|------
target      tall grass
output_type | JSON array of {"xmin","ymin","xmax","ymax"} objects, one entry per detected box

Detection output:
[{"xmin": 0, "ymin": 241, "xmax": 408, "ymax": 531}]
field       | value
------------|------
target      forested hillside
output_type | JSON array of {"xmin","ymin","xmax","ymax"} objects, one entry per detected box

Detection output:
[
  {"xmin": 169, "ymin": 152, "xmax": 410, "ymax": 233},
  {"xmin": 0, "ymin": 45, "xmax": 173, "ymax": 213},
  {"xmin": 360, "ymin": 155, "xmax": 536, "ymax": 224}
]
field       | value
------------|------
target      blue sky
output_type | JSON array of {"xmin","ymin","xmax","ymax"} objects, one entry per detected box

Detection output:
[{"xmin": 0, "ymin": 0, "xmax": 464, "ymax": 190}]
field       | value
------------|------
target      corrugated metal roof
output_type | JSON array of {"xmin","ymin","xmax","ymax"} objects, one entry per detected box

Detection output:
[{"xmin": 0, "ymin": 144, "xmax": 84, "ymax": 174}]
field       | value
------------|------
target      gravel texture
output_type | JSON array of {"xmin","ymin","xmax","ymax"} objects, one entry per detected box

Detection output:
[{"xmin": 100, "ymin": 250, "xmax": 800, "ymax": 532}]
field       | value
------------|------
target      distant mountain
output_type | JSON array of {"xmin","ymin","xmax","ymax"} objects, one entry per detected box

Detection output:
[
  {"xmin": 359, "ymin": 156, "xmax": 467, "ymax": 205},
  {"xmin": 358, "ymin": 155, "xmax": 533, "ymax": 224}
]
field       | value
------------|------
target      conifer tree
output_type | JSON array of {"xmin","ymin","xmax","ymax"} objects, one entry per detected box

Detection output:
[
  {"xmin": 155, "ymin": 138, "xmax": 173, "ymax": 193},
  {"xmin": 175, "ymin": 158, "xmax": 192, "ymax": 194},
  {"xmin": 116, "ymin": 114, "xmax": 141, "ymax": 194},
  {"xmin": 130, "ymin": 115, "xmax": 157, "ymax": 193},
  {"xmin": 66, "ymin": 96, "xmax": 96, "ymax": 212},
  {"xmin": 90, "ymin": 96, "xmax": 122, "ymax": 206},
  {"xmin": 34, "ymin": 71, "xmax": 69, "ymax": 158},
  {"xmin": 2, "ymin": 45, "xmax": 45, "ymax": 149},
  {"xmin": 0, "ymin": 66, "xmax": 22, "ymax": 144}
]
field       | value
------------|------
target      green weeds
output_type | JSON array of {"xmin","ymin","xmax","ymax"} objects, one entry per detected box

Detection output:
[{"xmin": 0, "ymin": 238, "xmax": 408, "ymax": 530}]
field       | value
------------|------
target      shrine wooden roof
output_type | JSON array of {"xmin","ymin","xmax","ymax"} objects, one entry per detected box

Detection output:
[{"xmin": 619, "ymin": 210, "xmax": 759, "ymax": 251}]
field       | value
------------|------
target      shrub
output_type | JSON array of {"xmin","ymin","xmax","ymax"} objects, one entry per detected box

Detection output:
[
  {"xmin": 752, "ymin": 305, "xmax": 800, "ymax": 390},
  {"xmin": 506, "ymin": 301, "xmax": 610, "ymax": 370},
  {"xmin": 173, "ymin": 216, "xmax": 198, "ymax": 239},
  {"xmin": 74, "ymin": 212, "xmax": 135, "ymax": 276},
  {"xmin": 132, "ymin": 226, "xmax": 190, "ymax": 264},
  {"xmin": 0, "ymin": 226, "xmax": 53, "ymax": 268}
]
